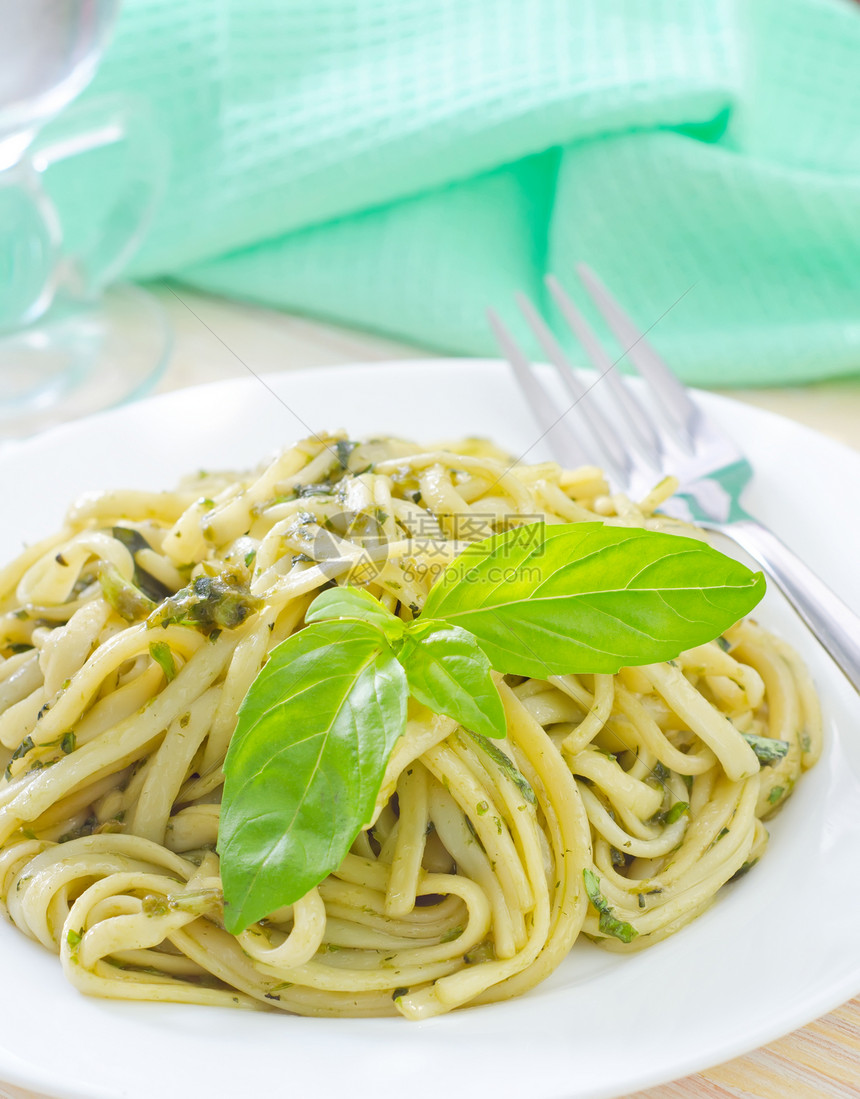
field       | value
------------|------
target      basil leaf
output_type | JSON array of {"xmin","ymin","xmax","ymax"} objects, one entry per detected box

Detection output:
[
  {"xmin": 465, "ymin": 730, "xmax": 536, "ymax": 805},
  {"xmin": 150, "ymin": 568, "xmax": 261, "ymax": 636},
  {"xmin": 741, "ymin": 732, "xmax": 789, "ymax": 765},
  {"xmin": 583, "ymin": 868, "xmax": 638, "ymax": 944},
  {"xmin": 306, "ymin": 585, "xmax": 404, "ymax": 641},
  {"xmin": 663, "ymin": 800, "xmax": 689, "ymax": 825},
  {"xmin": 397, "ymin": 620, "xmax": 506, "ymax": 740},
  {"xmin": 219, "ymin": 619, "xmax": 407, "ymax": 933},
  {"xmin": 99, "ymin": 563, "xmax": 155, "ymax": 621},
  {"xmin": 112, "ymin": 526, "xmax": 173, "ymax": 602},
  {"xmin": 149, "ymin": 641, "xmax": 176, "ymax": 682},
  {"xmin": 423, "ymin": 523, "xmax": 765, "ymax": 677}
]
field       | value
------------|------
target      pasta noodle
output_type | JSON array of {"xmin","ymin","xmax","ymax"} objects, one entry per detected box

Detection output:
[{"xmin": 0, "ymin": 433, "xmax": 820, "ymax": 1018}]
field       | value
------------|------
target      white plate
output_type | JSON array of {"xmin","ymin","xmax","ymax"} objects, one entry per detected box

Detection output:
[{"xmin": 1, "ymin": 361, "xmax": 859, "ymax": 1099}]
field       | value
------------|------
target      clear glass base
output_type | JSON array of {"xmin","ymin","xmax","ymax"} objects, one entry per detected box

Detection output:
[{"xmin": 0, "ymin": 282, "xmax": 170, "ymax": 440}]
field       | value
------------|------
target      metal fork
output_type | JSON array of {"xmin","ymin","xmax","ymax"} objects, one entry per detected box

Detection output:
[{"xmin": 488, "ymin": 265, "xmax": 860, "ymax": 695}]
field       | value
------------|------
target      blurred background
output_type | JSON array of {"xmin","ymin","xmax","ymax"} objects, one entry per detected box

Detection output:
[{"xmin": 1, "ymin": 0, "xmax": 859, "ymax": 431}]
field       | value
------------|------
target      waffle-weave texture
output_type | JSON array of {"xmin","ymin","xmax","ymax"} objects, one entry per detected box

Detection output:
[{"xmin": 76, "ymin": 0, "xmax": 860, "ymax": 384}]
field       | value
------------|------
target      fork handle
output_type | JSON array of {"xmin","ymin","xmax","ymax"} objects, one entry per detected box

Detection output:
[{"xmin": 724, "ymin": 519, "xmax": 860, "ymax": 695}]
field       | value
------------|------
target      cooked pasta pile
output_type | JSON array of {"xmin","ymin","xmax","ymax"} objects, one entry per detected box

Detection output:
[{"xmin": 0, "ymin": 434, "xmax": 820, "ymax": 1018}]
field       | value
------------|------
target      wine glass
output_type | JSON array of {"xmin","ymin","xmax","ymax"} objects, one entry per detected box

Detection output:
[{"xmin": 0, "ymin": 0, "xmax": 170, "ymax": 439}]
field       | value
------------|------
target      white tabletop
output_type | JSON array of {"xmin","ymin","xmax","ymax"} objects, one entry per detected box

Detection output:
[{"xmin": 151, "ymin": 283, "xmax": 860, "ymax": 453}]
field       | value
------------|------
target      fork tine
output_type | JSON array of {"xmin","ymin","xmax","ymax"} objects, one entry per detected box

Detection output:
[
  {"xmin": 486, "ymin": 309, "xmax": 591, "ymax": 469},
  {"xmin": 575, "ymin": 263, "xmax": 699, "ymax": 441},
  {"xmin": 513, "ymin": 292, "xmax": 630, "ymax": 487},
  {"xmin": 544, "ymin": 275, "xmax": 664, "ymax": 467}
]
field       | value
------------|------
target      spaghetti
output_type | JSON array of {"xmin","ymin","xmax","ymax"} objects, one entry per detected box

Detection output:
[{"xmin": 0, "ymin": 434, "xmax": 820, "ymax": 1017}]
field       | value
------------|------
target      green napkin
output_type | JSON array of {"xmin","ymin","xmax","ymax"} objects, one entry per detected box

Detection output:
[{"xmin": 79, "ymin": 0, "xmax": 860, "ymax": 385}]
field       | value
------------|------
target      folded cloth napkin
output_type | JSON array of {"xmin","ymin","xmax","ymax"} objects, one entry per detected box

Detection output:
[{"xmin": 75, "ymin": 0, "xmax": 860, "ymax": 385}]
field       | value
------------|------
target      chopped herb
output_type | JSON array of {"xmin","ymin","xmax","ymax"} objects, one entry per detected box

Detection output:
[
  {"xmin": 111, "ymin": 527, "xmax": 173, "ymax": 602},
  {"xmin": 161, "ymin": 887, "xmax": 221, "ymax": 916},
  {"xmin": 717, "ymin": 826, "xmax": 730, "ymax": 841},
  {"xmin": 475, "ymin": 800, "xmax": 489, "ymax": 816},
  {"xmin": 99, "ymin": 563, "xmax": 155, "ymax": 622},
  {"xmin": 6, "ymin": 643, "xmax": 33, "ymax": 654},
  {"xmin": 66, "ymin": 928, "xmax": 82, "ymax": 948},
  {"xmin": 293, "ymin": 483, "xmax": 338, "ymax": 498},
  {"xmin": 111, "ymin": 526, "xmax": 151, "ymax": 556},
  {"xmin": 648, "ymin": 761, "xmax": 670, "ymax": 788},
  {"xmin": 583, "ymin": 869, "xmax": 638, "ymax": 944},
  {"xmin": 730, "ymin": 857, "xmax": 758, "ymax": 882},
  {"xmin": 768, "ymin": 785, "xmax": 785, "ymax": 804},
  {"xmin": 664, "ymin": 801, "xmax": 689, "ymax": 825},
  {"xmin": 440, "ymin": 926, "xmax": 463, "ymax": 944},
  {"xmin": 637, "ymin": 893, "xmax": 646, "ymax": 909},
  {"xmin": 55, "ymin": 553, "xmax": 69, "ymax": 566},
  {"xmin": 463, "ymin": 941, "xmax": 496, "ymax": 965},
  {"xmin": 801, "ymin": 734, "xmax": 812, "ymax": 753},
  {"xmin": 60, "ymin": 732, "xmax": 76, "ymax": 755},
  {"xmin": 682, "ymin": 773, "xmax": 694, "ymax": 792},
  {"xmin": 335, "ymin": 440, "xmax": 358, "ymax": 469},
  {"xmin": 5, "ymin": 735, "xmax": 35, "ymax": 778},
  {"xmin": 742, "ymin": 732, "xmax": 789, "ymax": 766},
  {"xmin": 149, "ymin": 641, "xmax": 176, "ymax": 682},
  {"xmin": 391, "ymin": 987, "xmax": 409, "ymax": 1001},
  {"xmin": 465, "ymin": 731, "xmax": 536, "ymax": 805},
  {"xmin": 717, "ymin": 635, "xmax": 731, "ymax": 652},
  {"xmin": 244, "ymin": 549, "xmax": 257, "ymax": 568},
  {"xmin": 408, "ymin": 602, "xmax": 421, "ymax": 617},
  {"xmin": 149, "ymin": 566, "xmax": 261, "ymax": 635}
]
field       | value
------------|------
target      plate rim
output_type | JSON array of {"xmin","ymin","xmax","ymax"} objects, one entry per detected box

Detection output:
[{"xmin": 0, "ymin": 357, "xmax": 858, "ymax": 1099}]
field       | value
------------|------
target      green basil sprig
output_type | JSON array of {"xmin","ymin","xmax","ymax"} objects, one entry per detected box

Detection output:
[
  {"xmin": 219, "ymin": 522, "xmax": 765, "ymax": 933},
  {"xmin": 219, "ymin": 619, "xmax": 408, "ymax": 930},
  {"xmin": 423, "ymin": 522, "xmax": 766, "ymax": 677},
  {"xmin": 220, "ymin": 591, "xmax": 506, "ymax": 932}
]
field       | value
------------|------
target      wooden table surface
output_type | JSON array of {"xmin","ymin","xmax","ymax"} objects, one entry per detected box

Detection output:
[{"xmin": 2, "ymin": 282, "xmax": 858, "ymax": 1099}]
